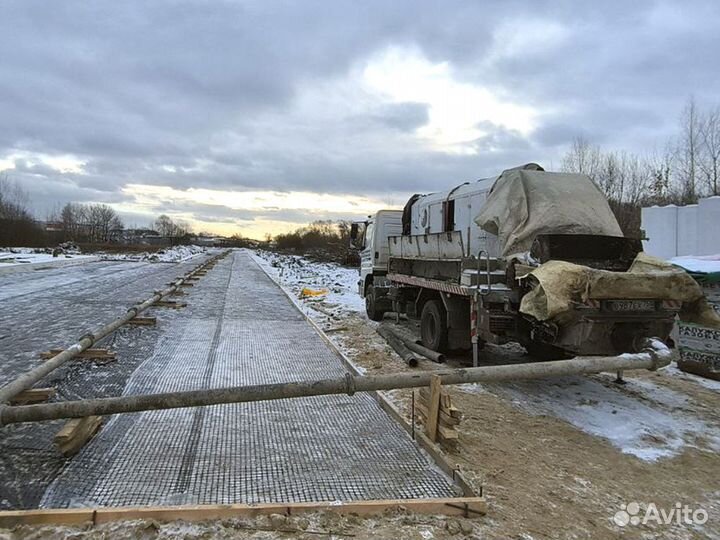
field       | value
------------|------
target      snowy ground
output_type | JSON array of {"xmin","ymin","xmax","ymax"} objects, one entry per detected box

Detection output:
[
  {"xmin": 99, "ymin": 244, "xmax": 208, "ymax": 263},
  {"xmin": 0, "ymin": 248, "xmax": 97, "ymax": 273},
  {"xmin": 671, "ymin": 254, "xmax": 720, "ymax": 274},
  {"xmin": 253, "ymin": 249, "xmax": 365, "ymax": 317}
]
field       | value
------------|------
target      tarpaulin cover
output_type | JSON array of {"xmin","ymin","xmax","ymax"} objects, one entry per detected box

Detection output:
[
  {"xmin": 519, "ymin": 252, "xmax": 720, "ymax": 329},
  {"xmin": 474, "ymin": 168, "xmax": 622, "ymax": 257}
]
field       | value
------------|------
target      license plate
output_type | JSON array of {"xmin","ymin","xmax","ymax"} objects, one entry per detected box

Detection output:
[{"xmin": 606, "ymin": 300, "xmax": 656, "ymax": 312}]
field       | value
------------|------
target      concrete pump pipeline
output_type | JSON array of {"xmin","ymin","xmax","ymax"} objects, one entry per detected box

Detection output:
[
  {"xmin": 0, "ymin": 251, "xmax": 229, "ymax": 406},
  {"xmin": 0, "ymin": 339, "xmax": 670, "ymax": 426}
]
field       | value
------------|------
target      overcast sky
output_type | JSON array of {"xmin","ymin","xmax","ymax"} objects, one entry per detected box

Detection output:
[{"xmin": 1, "ymin": 1, "xmax": 718, "ymax": 237}]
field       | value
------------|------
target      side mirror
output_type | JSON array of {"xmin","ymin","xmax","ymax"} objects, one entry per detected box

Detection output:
[{"xmin": 350, "ymin": 222, "xmax": 367, "ymax": 249}]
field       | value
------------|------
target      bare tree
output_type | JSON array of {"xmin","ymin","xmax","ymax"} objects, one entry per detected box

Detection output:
[
  {"xmin": 561, "ymin": 137, "xmax": 601, "ymax": 178},
  {"xmin": 674, "ymin": 97, "xmax": 702, "ymax": 203},
  {"xmin": 700, "ymin": 106, "xmax": 720, "ymax": 196},
  {"xmin": 154, "ymin": 214, "xmax": 189, "ymax": 238}
]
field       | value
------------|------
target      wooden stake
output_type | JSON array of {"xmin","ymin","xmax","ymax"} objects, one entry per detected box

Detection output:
[{"xmin": 426, "ymin": 375, "xmax": 442, "ymax": 442}]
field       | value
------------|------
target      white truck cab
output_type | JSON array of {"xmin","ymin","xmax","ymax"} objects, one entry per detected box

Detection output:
[{"xmin": 350, "ymin": 210, "xmax": 402, "ymax": 320}]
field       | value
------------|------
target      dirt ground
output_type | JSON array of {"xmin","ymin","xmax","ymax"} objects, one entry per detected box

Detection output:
[{"xmin": 3, "ymin": 254, "xmax": 719, "ymax": 539}]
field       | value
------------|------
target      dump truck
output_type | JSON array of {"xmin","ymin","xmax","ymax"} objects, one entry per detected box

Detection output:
[{"xmin": 352, "ymin": 163, "xmax": 720, "ymax": 365}]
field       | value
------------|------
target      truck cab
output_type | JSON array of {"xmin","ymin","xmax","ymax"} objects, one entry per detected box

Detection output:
[{"xmin": 350, "ymin": 210, "xmax": 402, "ymax": 321}]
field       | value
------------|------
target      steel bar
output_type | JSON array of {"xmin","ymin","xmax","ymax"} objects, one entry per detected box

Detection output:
[
  {"xmin": 0, "ymin": 339, "xmax": 670, "ymax": 426},
  {"xmin": 0, "ymin": 251, "xmax": 228, "ymax": 405}
]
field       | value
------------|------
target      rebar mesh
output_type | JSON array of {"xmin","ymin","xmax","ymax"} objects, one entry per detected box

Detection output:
[{"xmin": 2, "ymin": 252, "xmax": 457, "ymax": 509}]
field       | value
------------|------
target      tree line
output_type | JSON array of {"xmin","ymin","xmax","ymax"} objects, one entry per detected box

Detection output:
[
  {"xmin": 273, "ymin": 220, "xmax": 354, "ymax": 263},
  {"xmin": 0, "ymin": 177, "xmax": 191, "ymax": 247},
  {"xmin": 561, "ymin": 97, "xmax": 720, "ymax": 236}
]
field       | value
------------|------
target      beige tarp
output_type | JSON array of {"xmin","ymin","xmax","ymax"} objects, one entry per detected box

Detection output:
[
  {"xmin": 519, "ymin": 253, "xmax": 720, "ymax": 329},
  {"xmin": 474, "ymin": 167, "xmax": 623, "ymax": 257}
]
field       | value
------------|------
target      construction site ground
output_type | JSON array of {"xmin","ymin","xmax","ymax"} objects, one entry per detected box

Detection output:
[{"xmin": 1, "ymin": 249, "xmax": 719, "ymax": 539}]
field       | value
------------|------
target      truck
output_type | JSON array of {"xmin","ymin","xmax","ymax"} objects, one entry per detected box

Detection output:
[{"xmin": 352, "ymin": 163, "xmax": 708, "ymax": 365}]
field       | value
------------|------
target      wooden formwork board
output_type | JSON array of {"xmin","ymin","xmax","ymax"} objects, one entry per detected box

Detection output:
[
  {"xmin": 126, "ymin": 317, "xmax": 156, "ymax": 326},
  {"xmin": 0, "ymin": 497, "xmax": 486, "ymax": 527},
  {"xmin": 40, "ymin": 349, "xmax": 116, "ymax": 360},
  {"xmin": 10, "ymin": 387, "xmax": 56, "ymax": 405},
  {"xmin": 154, "ymin": 300, "xmax": 187, "ymax": 309}
]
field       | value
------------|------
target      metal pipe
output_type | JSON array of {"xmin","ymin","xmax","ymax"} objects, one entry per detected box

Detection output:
[
  {"xmin": 0, "ymin": 339, "xmax": 671, "ymax": 426},
  {"xmin": 0, "ymin": 251, "xmax": 228, "ymax": 405},
  {"xmin": 377, "ymin": 326, "xmax": 419, "ymax": 367},
  {"xmin": 406, "ymin": 340, "xmax": 445, "ymax": 363}
]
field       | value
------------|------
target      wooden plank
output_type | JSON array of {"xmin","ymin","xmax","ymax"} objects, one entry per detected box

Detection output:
[
  {"xmin": 0, "ymin": 508, "xmax": 94, "ymax": 527},
  {"xmin": 426, "ymin": 375, "xmax": 442, "ymax": 442},
  {"xmin": 127, "ymin": 317, "xmax": 156, "ymax": 326},
  {"xmin": 154, "ymin": 300, "xmax": 187, "ymax": 309},
  {"xmin": 415, "ymin": 400, "xmax": 460, "ymax": 427},
  {"xmin": 0, "ymin": 497, "xmax": 486, "ymax": 527},
  {"xmin": 10, "ymin": 387, "xmax": 56, "ymax": 405},
  {"xmin": 40, "ymin": 349, "xmax": 116, "ymax": 360},
  {"xmin": 418, "ymin": 387, "xmax": 461, "ymax": 418},
  {"xmin": 54, "ymin": 416, "xmax": 102, "ymax": 456}
]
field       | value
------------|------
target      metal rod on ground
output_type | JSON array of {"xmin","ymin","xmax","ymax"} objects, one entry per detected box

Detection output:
[
  {"xmin": 377, "ymin": 326, "xmax": 419, "ymax": 367},
  {"xmin": 384, "ymin": 327, "xmax": 445, "ymax": 363},
  {"xmin": 0, "ymin": 339, "xmax": 671, "ymax": 426},
  {"xmin": 0, "ymin": 251, "xmax": 229, "ymax": 406}
]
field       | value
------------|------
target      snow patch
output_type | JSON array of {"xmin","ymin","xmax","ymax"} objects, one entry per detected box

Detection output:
[
  {"xmin": 100, "ymin": 245, "xmax": 207, "ymax": 263},
  {"xmin": 481, "ymin": 374, "xmax": 720, "ymax": 461},
  {"xmin": 670, "ymin": 254, "xmax": 720, "ymax": 274},
  {"xmin": 253, "ymin": 250, "xmax": 364, "ymax": 316}
]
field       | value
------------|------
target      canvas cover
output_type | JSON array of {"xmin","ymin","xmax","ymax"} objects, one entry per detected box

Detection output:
[
  {"xmin": 474, "ymin": 168, "xmax": 623, "ymax": 257},
  {"xmin": 519, "ymin": 252, "xmax": 720, "ymax": 329}
]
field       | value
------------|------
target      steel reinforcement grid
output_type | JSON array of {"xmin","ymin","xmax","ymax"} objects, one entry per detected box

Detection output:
[{"xmin": 39, "ymin": 251, "xmax": 457, "ymax": 507}]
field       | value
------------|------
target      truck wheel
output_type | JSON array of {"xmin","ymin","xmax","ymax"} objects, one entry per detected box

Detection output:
[
  {"xmin": 421, "ymin": 299, "xmax": 448, "ymax": 352},
  {"xmin": 365, "ymin": 285, "xmax": 385, "ymax": 321}
]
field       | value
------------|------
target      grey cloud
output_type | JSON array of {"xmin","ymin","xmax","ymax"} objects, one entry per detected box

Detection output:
[
  {"xmin": 373, "ymin": 103, "xmax": 430, "ymax": 132},
  {"xmin": 1, "ymin": 0, "xmax": 718, "ymax": 228}
]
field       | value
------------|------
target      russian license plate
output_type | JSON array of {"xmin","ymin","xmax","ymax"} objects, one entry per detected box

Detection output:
[{"xmin": 607, "ymin": 300, "xmax": 656, "ymax": 312}]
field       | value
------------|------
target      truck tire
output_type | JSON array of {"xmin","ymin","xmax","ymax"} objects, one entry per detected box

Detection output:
[
  {"xmin": 421, "ymin": 299, "xmax": 448, "ymax": 352},
  {"xmin": 365, "ymin": 285, "xmax": 385, "ymax": 321}
]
